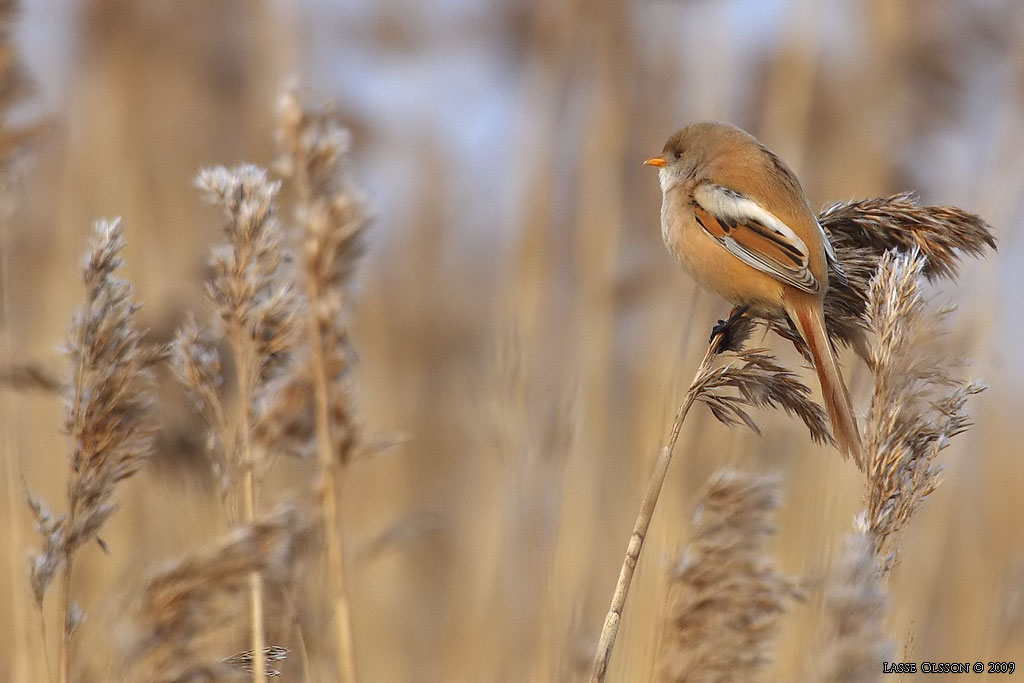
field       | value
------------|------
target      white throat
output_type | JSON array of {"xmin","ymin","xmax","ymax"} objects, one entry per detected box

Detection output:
[{"xmin": 658, "ymin": 162, "xmax": 691, "ymax": 194}]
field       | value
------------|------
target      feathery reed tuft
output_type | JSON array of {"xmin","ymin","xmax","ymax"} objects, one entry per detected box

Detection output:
[
  {"xmin": 176, "ymin": 163, "xmax": 301, "ymax": 500},
  {"xmin": 195, "ymin": 165, "xmax": 298, "ymax": 389},
  {"xmin": 691, "ymin": 348, "xmax": 833, "ymax": 445},
  {"xmin": 805, "ymin": 529, "xmax": 893, "ymax": 683},
  {"xmin": 128, "ymin": 506, "xmax": 305, "ymax": 683},
  {"xmin": 820, "ymin": 193, "xmax": 996, "ymax": 280},
  {"xmin": 814, "ymin": 193, "xmax": 995, "ymax": 354},
  {"xmin": 258, "ymin": 89, "xmax": 368, "ymax": 463},
  {"xmin": 266, "ymin": 88, "xmax": 371, "ymax": 683},
  {"xmin": 180, "ymin": 164, "xmax": 301, "ymax": 683},
  {"xmin": 26, "ymin": 218, "xmax": 158, "ymax": 682},
  {"xmin": 659, "ymin": 469, "xmax": 799, "ymax": 682},
  {"xmin": 862, "ymin": 248, "xmax": 984, "ymax": 570}
]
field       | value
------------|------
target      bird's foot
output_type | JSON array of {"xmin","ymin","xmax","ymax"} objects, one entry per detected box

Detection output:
[{"xmin": 709, "ymin": 305, "xmax": 750, "ymax": 353}]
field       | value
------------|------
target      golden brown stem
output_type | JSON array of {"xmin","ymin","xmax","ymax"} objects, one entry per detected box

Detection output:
[
  {"xmin": 232, "ymin": 326, "xmax": 266, "ymax": 683},
  {"xmin": 242, "ymin": 468, "xmax": 266, "ymax": 683},
  {"xmin": 588, "ymin": 336, "xmax": 722, "ymax": 683},
  {"xmin": 306, "ymin": 285, "xmax": 358, "ymax": 683}
]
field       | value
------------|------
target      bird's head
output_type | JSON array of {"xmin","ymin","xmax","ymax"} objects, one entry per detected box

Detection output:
[{"xmin": 644, "ymin": 121, "xmax": 755, "ymax": 192}]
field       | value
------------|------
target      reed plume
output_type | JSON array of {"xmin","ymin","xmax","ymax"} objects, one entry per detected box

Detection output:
[
  {"xmin": 758, "ymin": 195, "xmax": 995, "ymax": 361},
  {"xmin": 593, "ymin": 192, "xmax": 995, "ymax": 678},
  {"xmin": 690, "ymin": 347, "xmax": 832, "ymax": 446},
  {"xmin": 26, "ymin": 218, "xmax": 158, "ymax": 683},
  {"xmin": 128, "ymin": 505, "xmax": 305, "ymax": 683},
  {"xmin": 805, "ymin": 529, "xmax": 893, "ymax": 683},
  {"xmin": 861, "ymin": 248, "xmax": 984, "ymax": 571},
  {"xmin": 659, "ymin": 469, "xmax": 800, "ymax": 683},
  {"xmin": 174, "ymin": 165, "xmax": 299, "ymax": 683},
  {"xmin": 266, "ymin": 88, "xmax": 370, "ymax": 683},
  {"xmin": 816, "ymin": 194, "xmax": 995, "ymax": 356}
]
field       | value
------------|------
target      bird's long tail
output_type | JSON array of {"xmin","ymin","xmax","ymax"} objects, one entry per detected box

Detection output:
[{"xmin": 786, "ymin": 298, "xmax": 863, "ymax": 466}]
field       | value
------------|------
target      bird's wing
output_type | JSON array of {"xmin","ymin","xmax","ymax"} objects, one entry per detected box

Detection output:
[{"xmin": 691, "ymin": 182, "xmax": 820, "ymax": 293}]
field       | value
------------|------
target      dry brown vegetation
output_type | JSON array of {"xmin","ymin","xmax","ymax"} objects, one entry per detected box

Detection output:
[{"xmin": 2, "ymin": 2, "xmax": 1021, "ymax": 682}]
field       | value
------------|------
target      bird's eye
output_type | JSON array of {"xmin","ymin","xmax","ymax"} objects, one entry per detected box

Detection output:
[{"xmin": 674, "ymin": 150, "xmax": 682, "ymax": 160}]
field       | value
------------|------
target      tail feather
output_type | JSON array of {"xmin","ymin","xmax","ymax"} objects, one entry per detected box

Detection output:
[{"xmin": 786, "ymin": 299, "xmax": 863, "ymax": 465}]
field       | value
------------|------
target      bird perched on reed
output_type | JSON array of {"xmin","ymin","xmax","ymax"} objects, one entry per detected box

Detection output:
[{"xmin": 645, "ymin": 122, "xmax": 863, "ymax": 462}]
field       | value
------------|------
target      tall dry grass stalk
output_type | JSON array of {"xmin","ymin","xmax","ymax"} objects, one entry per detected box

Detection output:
[
  {"xmin": 805, "ymin": 529, "xmax": 893, "ymax": 683},
  {"xmin": 271, "ymin": 89, "xmax": 369, "ymax": 683},
  {"xmin": 175, "ymin": 166, "xmax": 299, "ymax": 683},
  {"xmin": 26, "ymin": 218, "xmax": 158, "ymax": 683},
  {"xmin": 171, "ymin": 89, "xmax": 372, "ymax": 682},
  {"xmin": 589, "ymin": 325, "xmax": 827, "ymax": 682},
  {"xmin": 127, "ymin": 505, "xmax": 305, "ymax": 682},
  {"xmin": 658, "ymin": 470, "xmax": 799, "ymax": 682},
  {"xmin": 861, "ymin": 248, "xmax": 984, "ymax": 571}
]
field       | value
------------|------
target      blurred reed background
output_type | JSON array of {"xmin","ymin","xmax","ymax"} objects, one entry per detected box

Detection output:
[{"xmin": 2, "ymin": 0, "xmax": 1023, "ymax": 681}]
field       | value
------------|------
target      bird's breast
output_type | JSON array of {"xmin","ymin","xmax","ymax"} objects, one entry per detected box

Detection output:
[{"xmin": 659, "ymin": 190, "xmax": 788, "ymax": 313}]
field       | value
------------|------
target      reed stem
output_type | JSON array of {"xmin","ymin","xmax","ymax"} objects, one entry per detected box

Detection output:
[
  {"xmin": 589, "ymin": 335, "xmax": 722, "ymax": 682},
  {"xmin": 306, "ymin": 292, "xmax": 358, "ymax": 683}
]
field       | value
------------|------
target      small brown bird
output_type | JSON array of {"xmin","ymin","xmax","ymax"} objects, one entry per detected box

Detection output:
[{"xmin": 645, "ymin": 121, "xmax": 862, "ymax": 462}]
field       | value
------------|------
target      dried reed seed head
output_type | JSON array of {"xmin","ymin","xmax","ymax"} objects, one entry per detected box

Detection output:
[
  {"xmin": 129, "ymin": 506, "xmax": 306, "ymax": 682},
  {"xmin": 196, "ymin": 165, "xmax": 299, "ymax": 383},
  {"xmin": 197, "ymin": 165, "xmax": 281, "ymax": 242},
  {"xmin": 65, "ymin": 220, "xmax": 156, "ymax": 536},
  {"xmin": 252, "ymin": 368, "xmax": 316, "ymax": 459},
  {"xmin": 692, "ymin": 347, "xmax": 833, "ymax": 446},
  {"xmin": 26, "ymin": 490, "xmax": 64, "ymax": 606},
  {"xmin": 862, "ymin": 248, "xmax": 984, "ymax": 570},
  {"xmin": 275, "ymin": 88, "xmax": 369, "ymax": 291},
  {"xmin": 816, "ymin": 194, "xmax": 995, "ymax": 352},
  {"xmin": 806, "ymin": 530, "xmax": 892, "ymax": 683},
  {"xmin": 27, "ymin": 219, "xmax": 156, "ymax": 608},
  {"xmin": 169, "ymin": 317, "xmax": 230, "ymax": 484},
  {"xmin": 253, "ymin": 90, "xmax": 371, "ymax": 464},
  {"xmin": 661, "ymin": 470, "xmax": 799, "ymax": 683},
  {"xmin": 171, "ymin": 317, "xmax": 223, "ymax": 411},
  {"xmin": 820, "ymin": 193, "xmax": 996, "ymax": 279},
  {"xmin": 276, "ymin": 88, "xmax": 353, "ymax": 197}
]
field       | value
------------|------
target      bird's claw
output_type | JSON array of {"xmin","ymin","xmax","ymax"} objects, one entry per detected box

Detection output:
[
  {"xmin": 709, "ymin": 305, "xmax": 749, "ymax": 354},
  {"xmin": 709, "ymin": 319, "xmax": 733, "ymax": 354}
]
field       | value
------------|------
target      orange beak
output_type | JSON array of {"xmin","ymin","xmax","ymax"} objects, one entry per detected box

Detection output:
[{"xmin": 643, "ymin": 156, "xmax": 666, "ymax": 168}]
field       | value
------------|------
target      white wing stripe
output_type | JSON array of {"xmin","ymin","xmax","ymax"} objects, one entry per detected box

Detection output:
[
  {"xmin": 694, "ymin": 184, "xmax": 811, "ymax": 265},
  {"xmin": 692, "ymin": 183, "xmax": 820, "ymax": 294}
]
